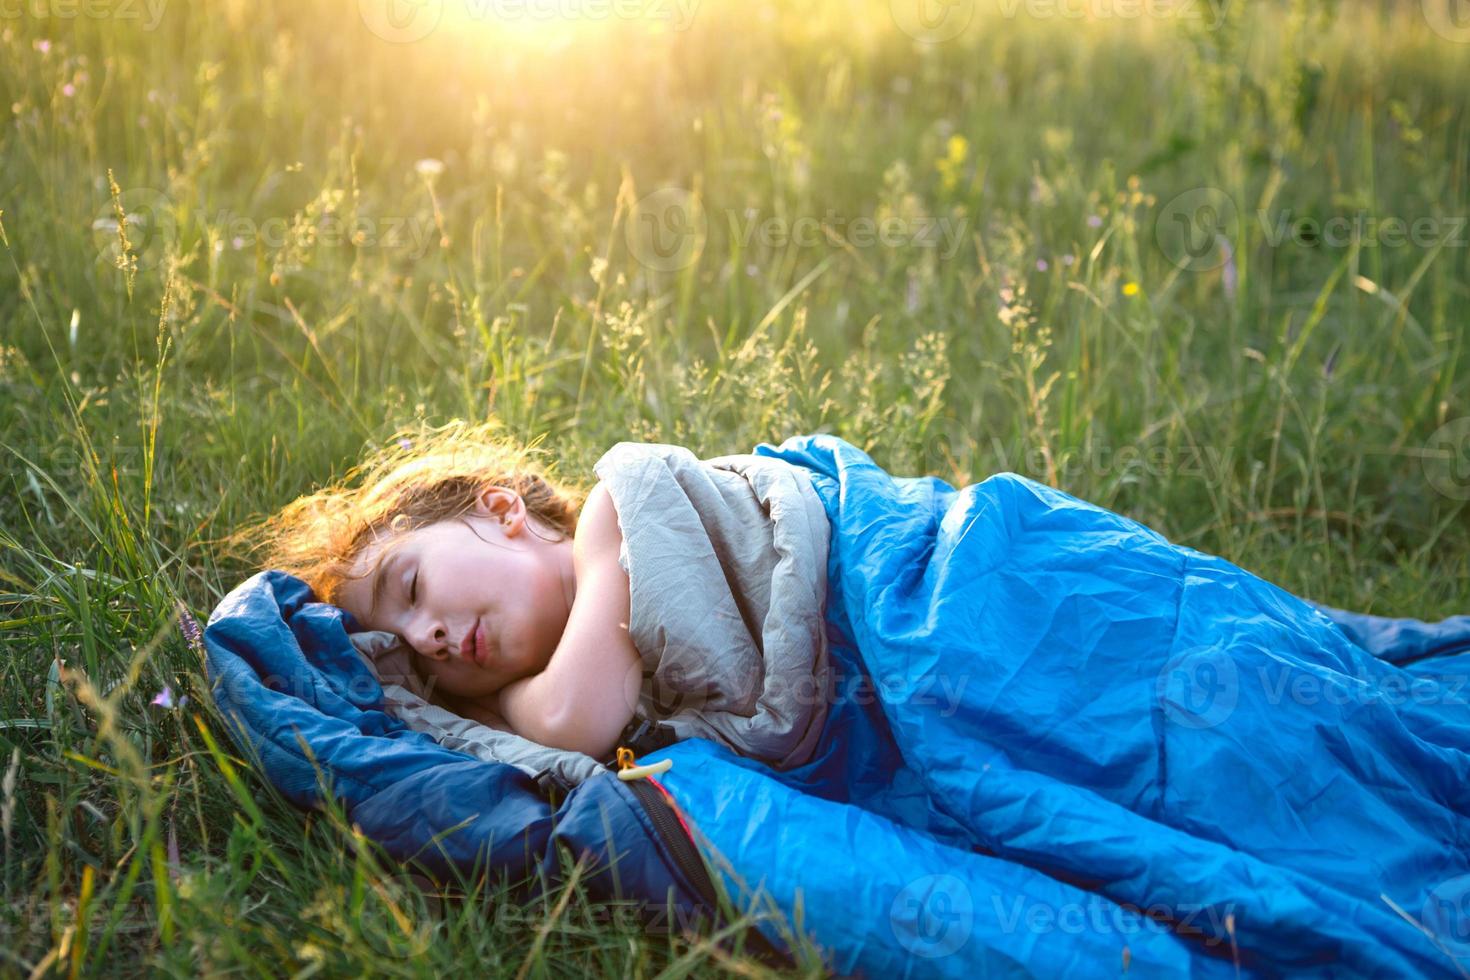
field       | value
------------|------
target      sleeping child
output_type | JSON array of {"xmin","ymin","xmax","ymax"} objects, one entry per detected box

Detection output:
[{"xmin": 234, "ymin": 420, "xmax": 834, "ymax": 769}]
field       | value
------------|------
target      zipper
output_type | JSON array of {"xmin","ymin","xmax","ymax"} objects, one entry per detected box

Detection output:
[
  {"xmin": 624, "ymin": 776, "xmax": 718, "ymax": 909},
  {"xmin": 619, "ymin": 767, "xmax": 794, "ymax": 968}
]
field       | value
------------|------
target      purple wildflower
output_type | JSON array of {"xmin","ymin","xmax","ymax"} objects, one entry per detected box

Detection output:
[
  {"xmin": 159, "ymin": 688, "xmax": 189, "ymax": 709},
  {"xmin": 1036, "ymin": 258, "xmax": 1049, "ymax": 272},
  {"xmin": 1087, "ymin": 215, "xmax": 1103, "ymax": 228},
  {"xmin": 175, "ymin": 601, "xmax": 203, "ymax": 654}
]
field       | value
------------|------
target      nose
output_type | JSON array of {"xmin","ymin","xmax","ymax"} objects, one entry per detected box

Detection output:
[{"xmin": 408, "ymin": 613, "xmax": 449, "ymax": 659}]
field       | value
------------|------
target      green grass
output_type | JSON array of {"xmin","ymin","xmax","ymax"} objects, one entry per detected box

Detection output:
[{"xmin": 2, "ymin": 0, "xmax": 1468, "ymax": 973}]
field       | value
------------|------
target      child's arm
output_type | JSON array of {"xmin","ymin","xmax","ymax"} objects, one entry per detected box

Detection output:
[{"xmin": 494, "ymin": 482, "xmax": 641, "ymax": 759}]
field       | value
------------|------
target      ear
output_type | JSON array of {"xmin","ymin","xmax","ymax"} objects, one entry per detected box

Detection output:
[{"xmin": 472, "ymin": 485, "xmax": 527, "ymax": 534}]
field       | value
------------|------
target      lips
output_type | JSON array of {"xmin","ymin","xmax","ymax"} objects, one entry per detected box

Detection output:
[{"xmin": 460, "ymin": 619, "xmax": 486, "ymax": 667}]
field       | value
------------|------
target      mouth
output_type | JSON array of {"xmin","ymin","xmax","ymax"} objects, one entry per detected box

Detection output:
[{"xmin": 461, "ymin": 619, "xmax": 487, "ymax": 667}]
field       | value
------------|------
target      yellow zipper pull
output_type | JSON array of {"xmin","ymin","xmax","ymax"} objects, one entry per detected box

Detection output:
[{"xmin": 616, "ymin": 745, "xmax": 673, "ymax": 781}]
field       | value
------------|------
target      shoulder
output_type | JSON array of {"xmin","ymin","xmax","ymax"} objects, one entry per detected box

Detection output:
[{"xmin": 573, "ymin": 481, "xmax": 623, "ymax": 563}]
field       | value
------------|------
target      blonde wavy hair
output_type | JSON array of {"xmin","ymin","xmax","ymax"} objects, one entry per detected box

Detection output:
[{"xmin": 224, "ymin": 419, "xmax": 586, "ymax": 609}]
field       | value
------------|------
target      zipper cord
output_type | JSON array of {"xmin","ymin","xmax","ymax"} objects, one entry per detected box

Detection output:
[{"xmin": 615, "ymin": 744, "xmax": 673, "ymax": 781}]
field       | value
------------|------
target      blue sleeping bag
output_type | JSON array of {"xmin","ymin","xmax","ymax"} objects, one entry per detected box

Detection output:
[{"xmin": 202, "ymin": 433, "xmax": 1470, "ymax": 977}]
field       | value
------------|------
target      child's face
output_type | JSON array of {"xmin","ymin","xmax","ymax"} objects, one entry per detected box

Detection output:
[{"xmin": 335, "ymin": 488, "xmax": 576, "ymax": 701}]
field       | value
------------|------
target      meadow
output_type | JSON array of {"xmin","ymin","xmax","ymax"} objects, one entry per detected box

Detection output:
[{"xmin": 1, "ymin": 0, "xmax": 1468, "ymax": 973}]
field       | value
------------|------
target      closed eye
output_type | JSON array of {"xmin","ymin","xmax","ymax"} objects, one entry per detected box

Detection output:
[{"xmin": 409, "ymin": 568, "xmax": 419, "ymax": 605}]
